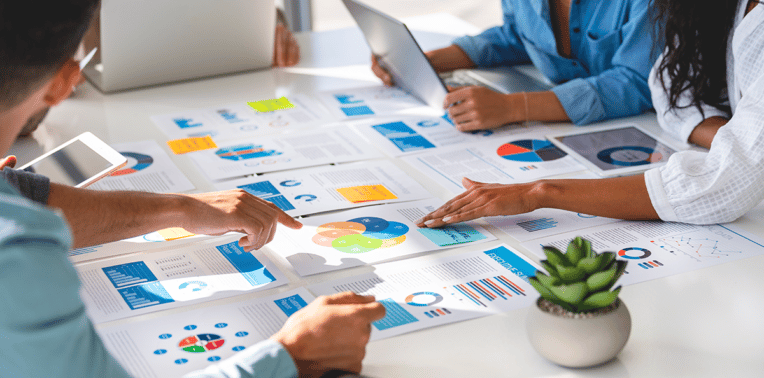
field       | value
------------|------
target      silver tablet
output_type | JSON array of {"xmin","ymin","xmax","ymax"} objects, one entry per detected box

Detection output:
[
  {"xmin": 20, "ymin": 132, "xmax": 127, "ymax": 188},
  {"xmin": 547, "ymin": 124, "xmax": 679, "ymax": 177}
]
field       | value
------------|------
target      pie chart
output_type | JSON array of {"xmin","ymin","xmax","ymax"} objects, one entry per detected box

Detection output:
[
  {"xmin": 618, "ymin": 247, "xmax": 651, "ymax": 259},
  {"xmin": 497, "ymin": 139, "xmax": 566, "ymax": 162},
  {"xmin": 178, "ymin": 333, "xmax": 225, "ymax": 353},
  {"xmin": 111, "ymin": 152, "xmax": 153, "ymax": 176}
]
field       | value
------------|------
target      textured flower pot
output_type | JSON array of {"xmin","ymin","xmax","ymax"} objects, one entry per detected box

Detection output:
[{"xmin": 526, "ymin": 298, "xmax": 631, "ymax": 368}]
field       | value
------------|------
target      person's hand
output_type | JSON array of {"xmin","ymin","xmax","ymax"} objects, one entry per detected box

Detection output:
[
  {"xmin": 444, "ymin": 87, "xmax": 527, "ymax": 131},
  {"xmin": 371, "ymin": 55, "xmax": 394, "ymax": 86},
  {"xmin": 415, "ymin": 178, "xmax": 539, "ymax": 228},
  {"xmin": 271, "ymin": 292, "xmax": 386, "ymax": 377},
  {"xmin": 273, "ymin": 23, "xmax": 300, "ymax": 67},
  {"xmin": 0, "ymin": 155, "xmax": 17, "ymax": 169},
  {"xmin": 179, "ymin": 189, "xmax": 302, "ymax": 251}
]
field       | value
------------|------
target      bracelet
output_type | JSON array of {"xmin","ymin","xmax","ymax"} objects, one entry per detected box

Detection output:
[{"xmin": 522, "ymin": 92, "xmax": 530, "ymax": 123}]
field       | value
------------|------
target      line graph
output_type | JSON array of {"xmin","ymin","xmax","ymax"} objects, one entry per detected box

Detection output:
[{"xmin": 651, "ymin": 235, "xmax": 743, "ymax": 262}]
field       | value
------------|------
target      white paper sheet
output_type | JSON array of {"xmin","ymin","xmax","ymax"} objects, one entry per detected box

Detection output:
[
  {"xmin": 316, "ymin": 85, "xmax": 431, "ymax": 120},
  {"xmin": 89, "ymin": 140, "xmax": 195, "ymax": 193},
  {"xmin": 309, "ymin": 244, "xmax": 539, "ymax": 340},
  {"xmin": 188, "ymin": 125, "xmax": 382, "ymax": 180},
  {"xmin": 99, "ymin": 288, "xmax": 315, "ymax": 378},
  {"xmin": 402, "ymin": 131, "xmax": 586, "ymax": 193},
  {"xmin": 69, "ymin": 231, "xmax": 220, "ymax": 264},
  {"xmin": 520, "ymin": 221, "xmax": 764, "ymax": 286},
  {"xmin": 270, "ymin": 199, "xmax": 497, "ymax": 276},
  {"xmin": 77, "ymin": 237, "xmax": 288, "ymax": 323},
  {"xmin": 151, "ymin": 95, "xmax": 332, "ymax": 142},
  {"xmin": 353, "ymin": 114, "xmax": 550, "ymax": 157},
  {"xmin": 214, "ymin": 161, "xmax": 432, "ymax": 216}
]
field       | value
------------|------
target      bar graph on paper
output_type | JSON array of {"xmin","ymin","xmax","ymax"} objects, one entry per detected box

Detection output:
[{"xmin": 447, "ymin": 276, "xmax": 526, "ymax": 308}]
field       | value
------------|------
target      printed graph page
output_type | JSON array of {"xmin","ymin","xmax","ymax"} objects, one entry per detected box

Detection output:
[
  {"xmin": 89, "ymin": 140, "xmax": 194, "ymax": 194},
  {"xmin": 309, "ymin": 244, "xmax": 540, "ymax": 340},
  {"xmin": 353, "ymin": 114, "xmax": 550, "ymax": 157},
  {"xmin": 188, "ymin": 125, "xmax": 382, "ymax": 180},
  {"xmin": 99, "ymin": 288, "xmax": 315, "ymax": 378},
  {"xmin": 402, "ymin": 131, "xmax": 586, "ymax": 193},
  {"xmin": 77, "ymin": 237, "xmax": 288, "ymax": 323},
  {"xmin": 520, "ymin": 221, "xmax": 764, "ymax": 286},
  {"xmin": 151, "ymin": 95, "xmax": 332, "ymax": 142},
  {"xmin": 214, "ymin": 161, "xmax": 433, "ymax": 217},
  {"xmin": 68, "ymin": 230, "xmax": 229, "ymax": 264},
  {"xmin": 316, "ymin": 85, "xmax": 431, "ymax": 120},
  {"xmin": 270, "ymin": 198, "xmax": 497, "ymax": 276}
]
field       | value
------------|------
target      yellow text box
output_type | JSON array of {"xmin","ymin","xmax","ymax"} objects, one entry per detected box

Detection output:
[
  {"xmin": 336, "ymin": 185, "xmax": 398, "ymax": 204},
  {"xmin": 156, "ymin": 227, "xmax": 195, "ymax": 241},
  {"xmin": 247, "ymin": 97, "xmax": 295, "ymax": 112},
  {"xmin": 167, "ymin": 136, "xmax": 217, "ymax": 155}
]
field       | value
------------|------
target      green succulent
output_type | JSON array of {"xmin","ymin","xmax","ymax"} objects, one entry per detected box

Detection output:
[{"xmin": 529, "ymin": 237, "xmax": 627, "ymax": 313}]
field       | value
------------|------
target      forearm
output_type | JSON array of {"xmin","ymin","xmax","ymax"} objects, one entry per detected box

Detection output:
[
  {"xmin": 531, "ymin": 175, "xmax": 659, "ymax": 220},
  {"xmin": 687, "ymin": 116, "xmax": 728, "ymax": 149},
  {"xmin": 48, "ymin": 183, "xmax": 188, "ymax": 248},
  {"xmin": 426, "ymin": 45, "xmax": 475, "ymax": 73}
]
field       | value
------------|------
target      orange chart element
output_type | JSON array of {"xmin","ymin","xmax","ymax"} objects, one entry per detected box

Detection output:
[{"xmin": 312, "ymin": 217, "xmax": 409, "ymax": 254}]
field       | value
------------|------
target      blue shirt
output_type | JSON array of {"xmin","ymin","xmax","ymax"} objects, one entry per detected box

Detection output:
[
  {"xmin": 0, "ymin": 179, "xmax": 297, "ymax": 378},
  {"xmin": 453, "ymin": 0, "xmax": 658, "ymax": 125}
]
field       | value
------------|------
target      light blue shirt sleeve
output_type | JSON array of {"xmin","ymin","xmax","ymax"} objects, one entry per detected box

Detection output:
[
  {"xmin": 551, "ymin": 0, "xmax": 657, "ymax": 125},
  {"xmin": 451, "ymin": 1, "xmax": 531, "ymax": 67},
  {"xmin": 0, "ymin": 181, "xmax": 297, "ymax": 378}
]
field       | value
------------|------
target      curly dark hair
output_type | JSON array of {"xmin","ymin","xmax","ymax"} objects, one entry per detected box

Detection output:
[{"xmin": 652, "ymin": 0, "xmax": 740, "ymax": 116}]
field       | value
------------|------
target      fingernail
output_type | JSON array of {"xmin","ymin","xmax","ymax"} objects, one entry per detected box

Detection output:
[
  {"xmin": 414, "ymin": 217, "xmax": 425, "ymax": 224},
  {"xmin": 424, "ymin": 220, "xmax": 436, "ymax": 226},
  {"xmin": 442, "ymin": 216, "xmax": 452, "ymax": 223}
]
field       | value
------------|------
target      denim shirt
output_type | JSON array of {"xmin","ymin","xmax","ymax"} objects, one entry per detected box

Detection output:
[
  {"xmin": 453, "ymin": 0, "xmax": 658, "ymax": 125},
  {"xmin": 0, "ymin": 179, "xmax": 297, "ymax": 378}
]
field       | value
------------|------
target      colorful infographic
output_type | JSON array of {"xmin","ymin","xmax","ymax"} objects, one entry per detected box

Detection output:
[
  {"xmin": 215, "ymin": 144, "xmax": 282, "ymax": 161},
  {"xmin": 497, "ymin": 139, "xmax": 567, "ymax": 162},
  {"xmin": 312, "ymin": 217, "xmax": 409, "ymax": 253},
  {"xmin": 112, "ymin": 152, "xmax": 154, "ymax": 176}
]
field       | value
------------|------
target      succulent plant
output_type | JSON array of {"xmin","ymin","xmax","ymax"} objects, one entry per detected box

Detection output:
[{"xmin": 529, "ymin": 237, "xmax": 627, "ymax": 313}]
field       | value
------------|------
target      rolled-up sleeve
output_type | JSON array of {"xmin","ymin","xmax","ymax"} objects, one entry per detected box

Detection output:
[
  {"xmin": 452, "ymin": 2, "xmax": 530, "ymax": 68},
  {"xmin": 644, "ymin": 22, "xmax": 764, "ymax": 224},
  {"xmin": 552, "ymin": 0, "xmax": 657, "ymax": 125}
]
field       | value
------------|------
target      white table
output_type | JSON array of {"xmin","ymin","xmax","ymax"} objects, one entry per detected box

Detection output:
[{"xmin": 11, "ymin": 13, "xmax": 764, "ymax": 378}]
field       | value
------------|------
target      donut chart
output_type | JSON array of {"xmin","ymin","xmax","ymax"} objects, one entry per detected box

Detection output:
[
  {"xmin": 405, "ymin": 292, "xmax": 444, "ymax": 307},
  {"xmin": 618, "ymin": 247, "xmax": 651, "ymax": 259},
  {"xmin": 178, "ymin": 333, "xmax": 225, "ymax": 353},
  {"xmin": 597, "ymin": 146, "xmax": 663, "ymax": 167},
  {"xmin": 497, "ymin": 139, "xmax": 567, "ymax": 162},
  {"xmin": 312, "ymin": 216, "xmax": 409, "ymax": 253},
  {"xmin": 111, "ymin": 152, "xmax": 153, "ymax": 176}
]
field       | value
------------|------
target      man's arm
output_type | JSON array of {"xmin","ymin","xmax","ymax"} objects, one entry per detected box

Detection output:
[{"xmin": 47, "ymin": 184, "xmax": 302, "ymax": 250}]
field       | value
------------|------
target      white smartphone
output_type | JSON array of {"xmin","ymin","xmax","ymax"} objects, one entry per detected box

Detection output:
[
  {"xmin": 20, "ymin": 132, "xmax": 127, "ymax": 188},
  {"xmin": 546, "ymin": 124, "xmax": 681, "ymax": 178}
]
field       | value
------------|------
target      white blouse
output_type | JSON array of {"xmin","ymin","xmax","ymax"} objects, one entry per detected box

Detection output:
[{"xmin": 645, "ymin": 0, "xmax": 764, "ymax": 224}]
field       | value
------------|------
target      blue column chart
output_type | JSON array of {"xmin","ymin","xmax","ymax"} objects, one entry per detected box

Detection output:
[
  {"xmin": 371, "ymin": 121, "xmax": 436, "ymax": 153},
  {"xmin": 103, "ymin": 261, "xmax": 158, "ymax": 288},
  {"xmin": 216, "ymin": 242, "xmax": 276, "ymax": 287}
]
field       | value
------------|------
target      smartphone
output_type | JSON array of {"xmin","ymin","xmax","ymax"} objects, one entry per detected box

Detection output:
[{"xmin": 20, "ymin": 132, "xmax": 127, "ymax": 188}]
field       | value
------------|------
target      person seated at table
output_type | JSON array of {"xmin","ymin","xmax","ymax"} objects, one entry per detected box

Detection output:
[
  {"xmin": 0, "ymin": 1, "xmax": 385, "ymax": 377},
  {"xmin": 414, "ymin": 0, "xmax": 764, "ymax": 226},
  {"xmin": 372, "ymin": 0, "xmax": 657, "ymax": 131}
]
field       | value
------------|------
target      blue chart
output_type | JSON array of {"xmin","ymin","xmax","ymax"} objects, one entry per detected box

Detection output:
[
  {"xmin": 216, "ymin": 144, "xmax": 281, "ymax": 161},
  {"xmin": 215, "ymin": 242, "xmax": 276, "ymax": 287},
  {"xmin": 637, "ymin": 260, "xmax": 664, "ymax": 269},
  {"xmin": 154, "ymin": 322, "xmax": 254, "ymax": 367},
  {"xmin": 450, "ymin": 276, "xmax": 526, "ymax": 307},
  {"xmin": 516, "ymin": 218, "xmax": 558, "ymax": 232},
  {"xmin": 118, "ymin": 282, "xmax": 174, "ymax": 310},
  {"xmin": 372, "ymin": 298, "xmax": 419, "ymax": 331},
  {"xmin": 423, "ymin": 308, "xmax": 452, "ymax": 318},
  {"xmin": 112, "ymin": 152, "xmax": 153, "ymax": 176},
  {"xmin": 405, "ymin": 292, "xmax": 444, "ymax": 307},
  {"xmin": 103, "ymin": 261, "xmax": 158, "ymax": 288},
  {"xmin": 334, "ymin": 94, "xmax": 363, "ymax": 104},
  {"xmin": 217, "ymin": 109, "xmax": 246, "ymax": 124},
  {"xmin": 238, "ymin": 181, "xmax": 296, "ymax": 211},
  {"xmin": 341, "ymin": 105, "xmax": 374, "ymax": 117},
  {"xmin": 372, "ymin": 121, "xmax": 436, "ymax": 153},
  {"xmin": 497, "ymin": 139, "xmax": 567, "ymax": 162},
  {"xmin": 173, "ymin": 118, "xmax": 203, "ymax": 129}
]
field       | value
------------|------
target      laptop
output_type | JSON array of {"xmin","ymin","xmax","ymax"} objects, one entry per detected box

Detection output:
[
  {"xmin": 342, "ymin": 0, "xmax": 551, "ymax": 109},
  {"xmin": 84, "ymin": 0, "xmax": 275, "ymax": 93}
]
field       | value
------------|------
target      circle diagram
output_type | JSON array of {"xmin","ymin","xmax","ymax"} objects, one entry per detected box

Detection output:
[
  {"xmin": 405, "ymin": 292, "xmax": 444, "ymax": 307},
  {"xmin": 312, "ymin": 217, "xmax": 409, "ymax": 253},
  {"xmin": 178, "ymin": 333, "xmax": 225, "ymax": 353},
  {"xmin": 597, "ymin": 146, "xmax": 663, "ymax": 167},
  {"xmin": 497, "ymin": 139, "xmax": 567, "ymax": 162},
  {"xmin": 618, "ymin": 247, "xmax": 652, "ymax": 259},
  {"xmin": 111, "ymin": 152, "xmax": 153, "ymax": 176},
  {"xmin": 179, "ymin": 281, "xmax": 208, "ymax": 292},
  {"xmin": 280, "ymin": 180, "xmax": 301, "ymax": 187},
  {"xmin": 416, "ymin": 120, "xmax": 440, "ymax": 128}
]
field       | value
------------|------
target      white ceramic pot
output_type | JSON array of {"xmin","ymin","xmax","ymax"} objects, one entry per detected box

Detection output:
[{"xmin": 526, "ymin": 298, "xmax": 631, "ymax": 368}]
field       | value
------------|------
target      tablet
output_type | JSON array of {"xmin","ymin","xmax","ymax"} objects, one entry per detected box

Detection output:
[
  {"xmin": 20, "ymin": 132, "xmax": 127, "ymax": 187},
  {"xmin": 546, "ymin": 124, "xmax": 679, "ymax": 177}
]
